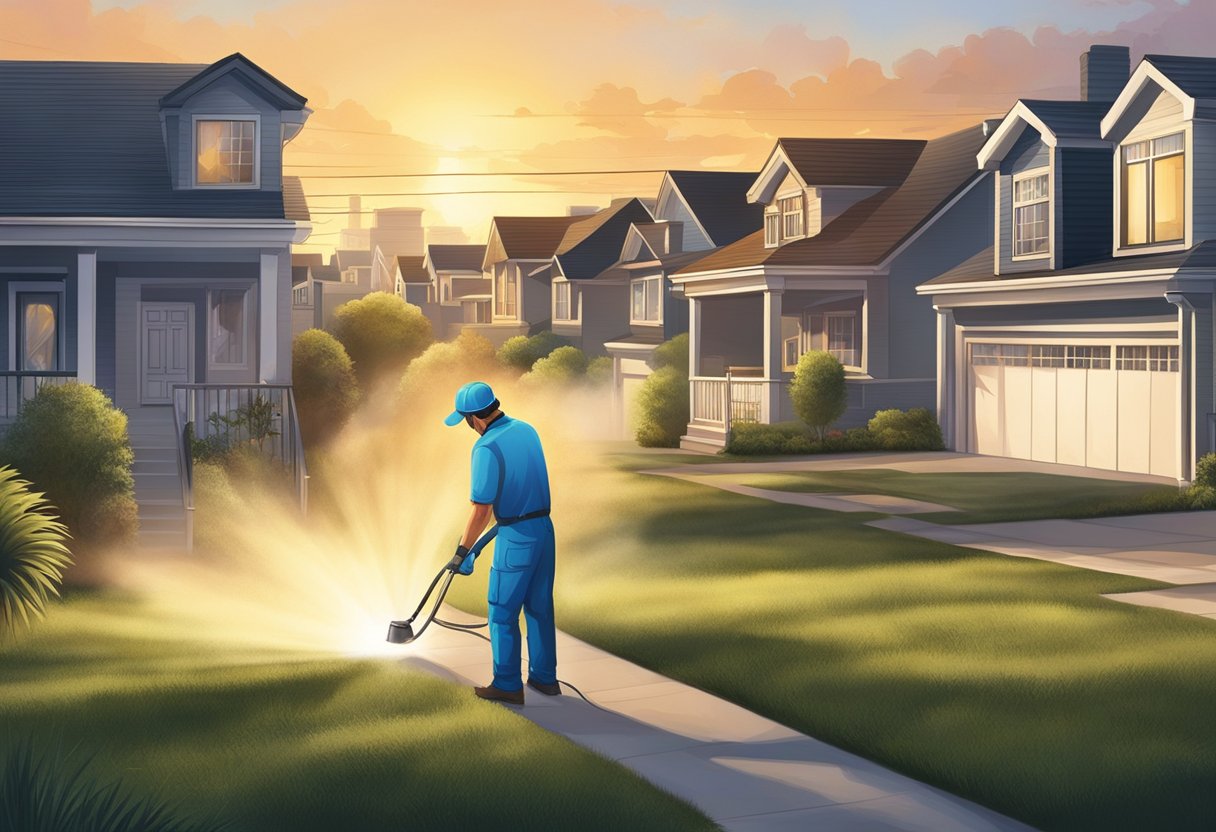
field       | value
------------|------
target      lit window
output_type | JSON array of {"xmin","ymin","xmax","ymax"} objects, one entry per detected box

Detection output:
[
  {"xmin": 210, "ymin": 289, "xmax": 246, "ymax": 366},
  {"xmin": 631, "ymin": 277, "xmax": 662, "ymax": 323},
  {"xmin": 780, "ymin": 195, "xmax": 803, "ymax": 239},
  {"xmin": 1013, "ymin": 172, "xmax": 1050, "ymax": 257},
  {"xmin": 196, "ymin": 120, "xmax": 256, "ymax": 185},
  {"xmin": 18, "ymin": 293, "xmax": 60, "ymax": 371},
  {"xmin": 1122, "ymin": 133, "xmax": 1184, "ymax": 246},
  {"xmin": 764, "ymin": 213, "xmax": 780, "ymax": 247},
  {"xmin": 555, "ymin": 282, "xmax": 572, "ymax": 321}
]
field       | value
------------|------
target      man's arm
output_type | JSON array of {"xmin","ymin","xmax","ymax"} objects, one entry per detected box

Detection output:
[{"xmin": 460, "ymin": 502, "xmax": 495, "ymax": 550}]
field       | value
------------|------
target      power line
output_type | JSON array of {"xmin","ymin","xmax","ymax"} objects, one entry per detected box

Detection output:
[{"xmin": 297, "ymin": 168, "xmax": 668, "ymax": 180}]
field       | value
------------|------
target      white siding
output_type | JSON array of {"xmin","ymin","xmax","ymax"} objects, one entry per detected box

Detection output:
[{"xmin": 1124, "ymin": 89, "xmax": 1185, "ymax": 143}]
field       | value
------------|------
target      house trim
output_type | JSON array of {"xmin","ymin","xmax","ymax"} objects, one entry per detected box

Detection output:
[
  {"xmin": 1100, "ymin": 61, "xmax": 1196, "ymax": 139},
  {"xmin": 977, "ymin": 101, "xmax": 1112, "ymax": 170}
]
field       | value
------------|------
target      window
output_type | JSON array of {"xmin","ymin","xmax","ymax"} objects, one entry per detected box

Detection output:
[
  {"xmin": 196, "ymin": 120, "xmax": 256, "ymax": 186},
  {"xmin": 1122, "ymin": 132, "xmax": 1185, "ymax": 246},
  {"xmin": 1031, "ymin": 345, "xmax": 1065, "ymax": 367},
  {"xmin": 442, "ymin": 278, "xmax": 452, "ymax": 304},
  {"xmin": 1150, "ymin": 345, "xmax": 1180, "ymax": 372},
  {"xmin": 1116, "ymin": 345, "xmax": 1148, "ymax": 371},
  {"xmin": 783, "ymin": 336, "xmax": 800, "ymax": 371},
  {"xmin": 779, "ymin": 195, "xmax": 803, "ymax": 239},
  {"xmin": 472, "ymin": 300, "xmax": 491, "ymax": 324},
  {"xmin": 1066, "ymin": 345, "xmax": 1110, "ymax": 369},
  {"xmin": 631, "ymin": 277, "xmax": 662, "ymax": 323},
  {"xmin": 209, "ymin": 289, "xmax": 247, "ymax": 367},
  {"xmin": 494, "ymin": 267, "xmax": 517, "ymax": 319},
  {"xmin": 554, "ymin": 282, "xmax": 573, "ymax": 321},
  {"xmin": 825, "ymin": 312, "xmax": 858, "ymax": 368},
  {"xmin": 764, "ymin": 213, "xmax": 780, "ymax": 247},
  {"xmin": 17, "ymin": 293, "xmax": 60, "ymax": 371},
  {"xmin": 1013, "ymin": 171, "xmax": 1050, "ymax": 257},
  {"xmin": 1117, "ymin": 344, "xmax": 1179, "ymax": 372}
]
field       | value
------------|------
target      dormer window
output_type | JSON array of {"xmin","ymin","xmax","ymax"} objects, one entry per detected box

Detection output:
[
  {"xmin": 1121, "ymin": 132, "xmax": 1184, "ymax": 247},
  {"xmin": 764, "ymin": 214, "xmax": 780, "ymax": 247},
  {"xmin": 780, "ymin": 194, "xmax": 804, "ymax": 239},
  {"xmin": 1013, "ymin": 170, "xmax": 1050, "ymax": 258},
  {"xmin": 195, "ymin": 118, "xmax": 258, "ymax": 187}
]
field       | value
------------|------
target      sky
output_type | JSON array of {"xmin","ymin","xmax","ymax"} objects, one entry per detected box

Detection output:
[{"xmin": 0, "ymin": 0, "xmax": 1209, "ymax": 252}]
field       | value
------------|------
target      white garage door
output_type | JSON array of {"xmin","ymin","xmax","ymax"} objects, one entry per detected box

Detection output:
[{"xmin": 968, "ymin": 341, "xmax": 1179, "ymax": 478}]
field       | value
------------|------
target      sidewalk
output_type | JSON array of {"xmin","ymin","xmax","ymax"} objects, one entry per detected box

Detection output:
[{"xmin": 399, "ymin": 611, "xmax": 1035, "ymax": 832}]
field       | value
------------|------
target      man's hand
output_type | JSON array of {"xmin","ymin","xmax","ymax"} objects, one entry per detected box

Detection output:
[{"xmin": 446, "ymin": 544, "xmax": 472, "ymax": 574}]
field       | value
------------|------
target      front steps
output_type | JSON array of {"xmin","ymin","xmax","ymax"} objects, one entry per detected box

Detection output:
[
  {"xmin": 679, "ymin": 420, "xmax": 728, "ymax": 454},
  {"xmin": 128, "ymin": 407, "xmax": 188, "ymax": 550}
]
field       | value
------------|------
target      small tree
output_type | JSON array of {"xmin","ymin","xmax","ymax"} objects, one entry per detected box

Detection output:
[
  {"xmin": 292, "ymin": 329, "xmax": 360, "ymax": 448},
  {"xmin": 400, "ymin": 331, "xmax": 500, "ymax": 400},
  {"xmin": 635, "ymin": 366, "xmax": 689, "ymax": 447},
  {"xmin": 332, "ymin": 292, "xmax": 433, "ymax": 385},
  {"xmin": 496, "ymin": 331, "xmax": 566, "ymax": 373},
  {"xmin": 789, "ymin": 350, "xmax": 847, "ymax": 440},
  {"xmin": 523, "ymin": 345, "xmax": 588, "ymax": 385}
]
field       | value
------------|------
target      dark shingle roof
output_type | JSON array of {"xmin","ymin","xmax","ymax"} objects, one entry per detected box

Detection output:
[
  {"xmin": 427, "ymin": 244, "xmax": 486, "ymax": 272},
  {"xmin": 778, "ymin": 138, "xmax": 926, "ymax": 187},
  {"xmin": 491, "ymin": 215, "xmax": 583, "ymax": 260},
  {"xmin": 555, "ymin": 198, "xmax": 654, "ymax": 279},
  {"xmin": 1018, "ymin": 100, "xmax": 1111, "ymax": 140},
  {"xmin": 666, "ymin": 171, "xmax": 764, "ymax": 247},
  {"xmin": 1144, "ymin": 54, "xmax": 1216, "ymax": 100},
  {"xmin": 921, "ymin": 241, "xmax": 1216, "ymax": 288},
  {"xmin": 311, "ymin": 264, "xmax": 341, "ymax": 282},
  {"xmin": 0, "ymin": 58, "xmax": 307, "ymax": 219},
  {"xmin": 396, "ymin": 255, "xmax": 430, "ymax": 284},
  {"xmin": 159, "ymin": 52, "xmax": 306, "ymax": 110},
  {"xmin": 679, "ymin": 126, "xmax": 985, "ymax": 273}
]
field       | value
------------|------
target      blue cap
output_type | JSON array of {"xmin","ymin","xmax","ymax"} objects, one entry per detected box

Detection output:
[{"xmin": 444, "ymin": 381, "xmax": 497, "ymax": 426}]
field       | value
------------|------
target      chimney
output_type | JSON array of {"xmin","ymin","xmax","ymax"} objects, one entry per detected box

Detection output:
[
  {"xmin": 1081, "ymin": 45, "xmax": 1130, "ymax": 103},
  {"xmin": 349, "ymin": 195, "xmax": 362, "ymax": 230}
]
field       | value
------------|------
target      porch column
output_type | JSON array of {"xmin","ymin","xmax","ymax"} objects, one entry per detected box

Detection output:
[
  {"xmin": 763, "ymin": 289, "xmax": 783, "ymax": 423},
  {"xmin": 934, "ymin": 305, "xmax": 954, "ymax": 449},
  {"xmin": 688, "ymin": 297, "xmax": 702, "ymax": 377},
  {"xmin": 260, "ymin": 251, "xmax": 280, "ymax": 382},
  {"xmin": 76, "ymin": 250, "xmax": 97, "ymax": 385}
]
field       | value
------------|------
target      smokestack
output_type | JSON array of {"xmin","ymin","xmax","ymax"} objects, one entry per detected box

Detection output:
[
  {"xmin": 1081, "ymin": 45, "xmax": 1130, "ymax": 103},
  {"xmin": 350, "ymin": 196, "xmax": 362, "ymax": 230}
]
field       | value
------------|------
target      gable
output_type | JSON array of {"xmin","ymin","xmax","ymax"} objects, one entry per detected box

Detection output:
[{"xmin": 656, "ymin": 182, "xmax": 713, "ymax": 252}]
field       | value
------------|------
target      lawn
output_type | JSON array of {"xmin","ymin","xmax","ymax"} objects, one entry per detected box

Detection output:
[
  {"xmin": 722, "ymin": 468, "xmax": 1185, "ymax": 524},
  {"xmin": 447, "ymin": 449, "xmax": 1216, "ymax": 832},
  {"xmin": 0, "ymin": 592, "xmax": 714, "ymax": 832}
]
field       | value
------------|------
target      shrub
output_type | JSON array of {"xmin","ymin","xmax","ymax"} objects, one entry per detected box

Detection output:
[
  {"xmin": 652, "ymin": 333, "xmax": 689, "ymax": 372},
  {"xmin": 496, "ymin": 331, "xmax": 566, "ymax": 373},
  {"xmin": 1187, "ymin": 484, "xmax": 1216, "ymax": 510},
  {"xmin": 332, "ymin": 292, "xmax": 433, "ymax": 385},
  {"xmin": 0, "ymin": 467, "xmax": 71, "ymax": 634},
  {"xmin": 1193, "ymin": 453, "xmax": 1216, "ymax": 489},
  {"xmin": 789, "ymin": 351, "xmax": 847, "ymax": 439},
  {"xmin": 523, "ymin": 346, "xmax": 588, "ymax": 385},
  {"xmin": 867, "ymin": 408, "xmax": 945, "ymax": 451},
  {"xmin": 401, "ymin": 331, "xmax": 500, "ymax": 400},
  {"xmin": 726, "ymin": 422, "xmax": 880, "ymax": 455},
  {"xmin": 0, "ymin": 384, "xmax": 136, "ymax": 570},
  {"xmin": 292, "ymin": 329, "xmax": 360, "ymax": 448},
  {"xmin": 635, "ymin": 366, "xmax": 689, "ymax": 447},
  {"xmin": 586, "ymin": 355, "xmax": 613, "ymax": 386}
]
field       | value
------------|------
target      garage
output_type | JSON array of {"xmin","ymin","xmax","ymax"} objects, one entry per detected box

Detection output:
[{"xmin": 967, "ymin": 340, "xmax": 1179, "ymax": 478}]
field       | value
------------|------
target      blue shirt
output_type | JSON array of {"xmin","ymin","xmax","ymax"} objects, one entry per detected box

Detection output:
[{"xmin": 470, "ymin": 414, "xmax": 551, "ymax": 520}]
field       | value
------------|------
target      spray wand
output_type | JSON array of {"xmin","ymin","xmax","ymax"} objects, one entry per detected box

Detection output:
[{"xmin": 385, "ymin": 525, "xmax": 498, "ymax": 645}]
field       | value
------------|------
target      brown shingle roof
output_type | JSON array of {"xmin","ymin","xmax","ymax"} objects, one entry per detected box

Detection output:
[
  {"xmin": 396, "ymin": 255, "xmax": 430, "ymax": 284},
  {"xmin": 492, "ymin": 215, "xmax": 583, "ymax": 260},
  {"xmin": 778, "ymin": 137, "xmax": 926, "ymax": 187},
  {"xmin": 427, "ymin": 244, "xmax": 486, "ymax": 272}
]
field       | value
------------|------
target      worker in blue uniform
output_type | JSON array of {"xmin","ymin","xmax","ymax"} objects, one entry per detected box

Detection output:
[{"xmin": 444, "ymin": 381, "xmax": 558, "ymax": 705}]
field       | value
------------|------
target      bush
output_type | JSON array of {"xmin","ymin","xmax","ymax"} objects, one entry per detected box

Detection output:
[
  {"xmin": 726, "ymin": 423, "xmax": 879, "ymax": 455},
  {"xmin": 332, "ymin": 292, "xmax": 433, "ymax": 385},
  {"xmin": 292, "ymin": 329, "xmax": 360, "ymax": 448},
  {"xmin": 1193, "ymin": 453, "xmax": 1216, "ymax": 489},
  {"xmin": 1187, "ymin": 484, "xmax": 1216, "ymax": 510},
  {"xmin": 0, "ymin": 467, "xmax": 71, "ymax": 634},
  {"xmin": 400, "ymin": 331, "xmax": 500, "ymax": 400},
  {"xmin": 0, "ymin": 384, "xmax": 136, "ymax": 570},
  {"xmin": 867, "ymin": 408, "xmax": 944, "ymax": 451},
  {"xmin": 523, "ymin": 346, "xmax": 588, "ymax": 385},
  {"xmin": 496, "ymin": 331, "xmax": 566, "ymax": 373},
  {"xmin": 635, "ymin": 366, "xmax": 689, "ymax": 448},
  {"xmin": 789, "ymin": 351, "xmax": 847, "ymax": 439},
  {"xmin": 652, "ymin": 333, "xmax": 689, "ymax": 372},
  {"xmin": 586, "ymin": 356, "xmax": 613, "ymax": 386}
]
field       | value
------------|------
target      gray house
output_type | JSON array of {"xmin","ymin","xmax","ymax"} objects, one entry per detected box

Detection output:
[
  {"xmin": 0, "ymin": 53, "xmax": 312, "ymax": 547},
  {"xmin": 920, "ymin": 47, "xmax": 1216, "ymax": 482},
  {"xmin": 674, "ymin": 129, "xmax": 992, "ymax": 451}
]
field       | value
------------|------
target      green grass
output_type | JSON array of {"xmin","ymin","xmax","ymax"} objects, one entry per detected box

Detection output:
[
  {"xmin": 724, "ymin": 469, "xmax": 1186, "ymax": 524},
  {"xmin": 448, "ymin": 453, "xmax": 1216, "ymax": 832},
  {"xmin": 0, "ymin": 594, "xmax": 714, "ymax": 832}
]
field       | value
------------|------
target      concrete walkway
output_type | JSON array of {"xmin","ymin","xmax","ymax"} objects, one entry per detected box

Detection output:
[{"xmin": 400, "ymin": 612, "xmax": 1034, "ymax": 832}]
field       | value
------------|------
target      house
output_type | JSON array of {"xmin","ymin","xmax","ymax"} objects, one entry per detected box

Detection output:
[
  {"xmin": 394, "ymin": 254, "xmax": 432, "ymax": 310},
  {"xmin": 919, "ymin": 46, "xmax": 1216, "ymax": 483},
  {"xmin": 0, "ymin": 53, "xmax": 313, "ymax": 547},
  {"xmin": 423, "ymin": 244, "xmax": 489, "ymax": 339},
  {"xmin": 603, "ymin": 171, "xmax": 765, "ymax": 434},
  {"xmin": 291, "ymin": 259, "xmax": 341, "ymax": 336},
  {"xmin": 673, "ymin": 128, "xmax": 993, "ymax": 451},
  {"xmin": 474, "ymin": 214, "xmax": 583, "ymax": 346},
  {"xmin": 549, "ymin": 198, "xmax": 655, "ymax": 356}
]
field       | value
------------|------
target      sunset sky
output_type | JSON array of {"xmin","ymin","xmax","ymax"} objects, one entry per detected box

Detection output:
[{"xmin": 1, "ymin": 0, "xmax": 1211, "ymax": 253}]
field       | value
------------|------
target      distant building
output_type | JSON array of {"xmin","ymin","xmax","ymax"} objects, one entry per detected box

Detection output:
[
  {"xmin": 338, "ymin": 196, "xmax": 371, "ymax": 250},
  {"xmin": 426, "ymin": 225, "xmax": 470, "ymax": 245}
]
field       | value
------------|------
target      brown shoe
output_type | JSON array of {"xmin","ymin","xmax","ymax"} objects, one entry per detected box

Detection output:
[
  {"xmin": 474, "ymin": 684, "xmax": 524, "ymax": 705},
  {"xmin": 527, "ymin": 678, "xmax": 561, "ymax": 696}
]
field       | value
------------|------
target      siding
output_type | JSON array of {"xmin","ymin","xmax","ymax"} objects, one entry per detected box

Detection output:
[
  {"xmin": 1194, "ymin": 297, "xmax": 1214, "ymax": 460},
  {"xmin": 520, "ymin": 263, "xmax": 550, "ymax": 329},
  {"xmin": 1193, "ymin": 119, "xmax": 1216, "ymax": 242},
  {"xmin": 96, "ymin": 273, "xmax": 117, "ymax": 398},
  {"xmin": 1124, "ymin": 89, "xmax": 1185, "ymax": 143},
  {"xmin": 1059, "ymin": 147, "xmax": 1115, "ymax": 267},
  {"xmin": 998, "ymin": 130, "xmax": 1051, "ymax": 275},
  {"xmin": 656, "ymin": 186, "xmax": 713, "ymax": 252}
]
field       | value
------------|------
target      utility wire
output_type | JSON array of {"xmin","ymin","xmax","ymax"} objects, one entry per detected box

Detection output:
[{"xmin": 297, "ymin": 169, "xmax": 667, "ymax": 180}]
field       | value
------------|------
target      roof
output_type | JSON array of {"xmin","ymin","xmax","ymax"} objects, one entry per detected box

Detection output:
[
  {"xmin": 396, "ymin": 255, "xmax": 430, "ymax": 284},
  {"xmin": 333, "ymin": 249, "xmax": 372, "ymax": 270},
  {"xmin": 666, "ymin": 171, "xmax": 764, "ymax": 246},
  {"xmin": 0, "ymin": 57, "xmax": 308, "ymax": 220},
  {"xmin": 593, "ymin": 247, "xmax": 719, "ymax": 282},
  {"xmin": 489, "ymin": 215, "xmax": 583, "ymax": 261},
  {"xmin": 427, "ymin": 244, "xmax": 486, "ymax": 272},
  {"xmin": 159, "ymin": 53, "xmax": 307, "ymax": 110},
  {"xmin": 554, "ymin": 198, "xmax": 654, "ymax": 279},
  {"xmin": 292, "ymin": 252, "xmax": 324, "ymax": 268},
  {"xmin": 921, "ymin": 241, "xmax": 1216, "ymax": 289},
  {"xmin": 777, "ymin": 138, "xmax": 926, "ymax": 187},
  {"xmin": 311, "ymin": 264, "xmax": 341, "ymax": 282},
  {"xmin": 1143, "ymin": 54, "xmax": 1216, "ymax": 100},
  {"xmin": 679, "ymin": 125, "xmax": 986, "ymax": 274},
  {"xmin": 1017, "ymin": 99, "xmax": 1111, "ymax": 140},
  {"xmin": 291, "ymin": 266, "xmax": 309, "ymax": 287}
]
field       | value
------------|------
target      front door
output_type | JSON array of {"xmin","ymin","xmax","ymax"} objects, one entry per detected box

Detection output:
[{"xmin": 140, "ymin": 303, "xmax": 194, "ymax": 405}]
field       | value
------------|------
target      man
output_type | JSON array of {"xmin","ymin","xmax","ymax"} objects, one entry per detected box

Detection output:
[{"xmin": 444, "ymin": 381, "xmax": 558, "ymax": 705}]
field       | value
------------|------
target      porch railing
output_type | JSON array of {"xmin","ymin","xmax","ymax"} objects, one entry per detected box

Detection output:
[
  {"xmin": 172, "ymin": 384, "xmax": 309, "ymax": 552},
  {"xmin": 0, "ymin": 371, "xmax": 77, "ymax": 422},
  {"xmin": 690, "ymin": 374, "xmax": 783, "ymax": 435}
]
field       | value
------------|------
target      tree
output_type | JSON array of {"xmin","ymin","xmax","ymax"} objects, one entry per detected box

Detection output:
[
  {"xmin": 400, "ymin": 331, "xmax": 500, "ymax": 400},
  {"xmin": 496, "ymin": 331, "xmax": 566, "ymax": 373},
  {"xmin": 522, "ymin": 345, "xmax": 588, "ymax": 385},
  {"xmin": 332, "ymin": 292, "xmax": 433, "ymax": 385},
  {"xmin": 634, "ymin": 366, "xmax": 689, "ymax": 447},
  {"xmin": 789, "ymin": 350, "xmax": 847, "ymax": 440},
  {"xmin": 292, "ymin": 329, "xmax": 360, "ymax": 448}
]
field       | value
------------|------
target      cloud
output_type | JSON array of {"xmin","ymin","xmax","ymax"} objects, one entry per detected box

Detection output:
[{"xmin": 571, "ymin": 83, "xmax": 684, "ymax": 138}]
